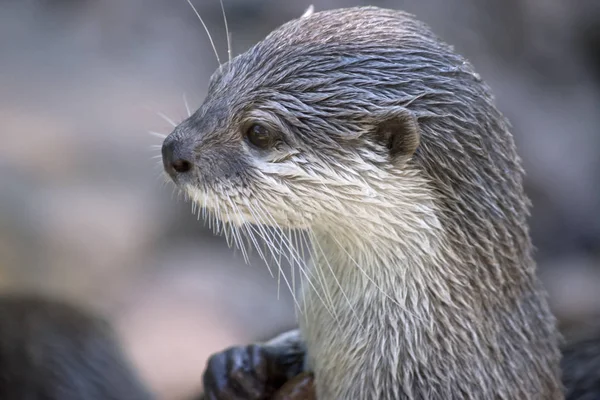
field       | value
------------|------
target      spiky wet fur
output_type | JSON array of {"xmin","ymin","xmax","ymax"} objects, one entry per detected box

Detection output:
[{"xmin": 164, "ymin": 6, "xmax": 562, "ymax": 400}]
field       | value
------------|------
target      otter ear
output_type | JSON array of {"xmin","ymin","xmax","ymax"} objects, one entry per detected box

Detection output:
[{"xmin": 372, "ymin": 107, "xmax": 420, "ymax": 159}]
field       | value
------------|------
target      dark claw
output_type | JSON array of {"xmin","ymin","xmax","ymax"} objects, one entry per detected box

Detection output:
[
  {"xmin": 202, "ymin": 345, "xmax": 276, "ymax": 400},
  {"xmin": 200, "ymin": 331, "xmax": 307, "ymax": 400}
]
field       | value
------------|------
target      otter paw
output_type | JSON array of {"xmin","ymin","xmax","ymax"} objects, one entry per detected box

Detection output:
[{"xmin": 202, "ymin": 344, "xmax": 276, "ymax": 400}]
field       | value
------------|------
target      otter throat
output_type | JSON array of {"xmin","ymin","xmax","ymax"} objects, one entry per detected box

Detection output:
[{"xmin": 298, "ymin": 170, "xmax": 459, "ymax": 399}]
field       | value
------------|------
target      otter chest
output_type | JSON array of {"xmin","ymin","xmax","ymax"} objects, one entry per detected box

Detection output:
[{"xmin": 298, "ymin": 260, "xmax": 411, "ymax": 400}]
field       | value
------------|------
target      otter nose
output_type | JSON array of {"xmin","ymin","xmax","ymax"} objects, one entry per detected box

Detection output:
[{"xmin": 161, "ymin": 137, "xmax": 194, "ymax": 180}]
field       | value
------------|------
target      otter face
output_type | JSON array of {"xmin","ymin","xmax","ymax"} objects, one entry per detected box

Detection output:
[
  {"xmin": 161, "ymin": 85, "xmax": 318, "ymax": 229},
  {"xmin": 161, "ymin": 8, "xmax": 445, "ymax": 231},
  {"xmin": 161, "ymin": 68, "xmax": 421, "ymax": 231}
]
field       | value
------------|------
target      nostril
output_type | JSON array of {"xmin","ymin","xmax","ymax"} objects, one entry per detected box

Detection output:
[
  {"xmin": 172, "ymin": 159, "xmax": 192, "ymax": 173},
  {"xmin": 161, "ymin": 137, "xmax": 194, "ymax": 178}
]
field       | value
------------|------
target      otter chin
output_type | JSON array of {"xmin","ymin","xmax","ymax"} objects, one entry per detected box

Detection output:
[{"xmin": 162, "ymin": 6, "xmax": 563, "ymax": 400}]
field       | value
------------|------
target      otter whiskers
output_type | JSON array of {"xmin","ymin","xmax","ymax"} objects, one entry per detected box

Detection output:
[
  {"xmin": 250, "ymin": 205, "xmax": 307, "ymax": 313},
  {"xmin": 221, "ymin": 194, "xmax": 344, "ymax": 327},
  {"xmin": 148, "ymin": 131, "xmax": 168, "ymax": 179},
  {"xmin": 179, "ymin": 180, "xmax": 370, "ymax": 334},
  {"xmin": 242, "ymin": 202, "xmax": 304, "ymax": 311},
  {"xmin": 224, "ymin": 196, "xmax": 250, "ymax": 263},
  {"xmin": 247, "ymin": 202, "xmax": 340, "ymax": 323},
  {"xmin": 185, "ymin": 0, "xmax": 222, "ymax": 66},
  {"xmin": 186, "ymin": 188, "xmax": 302, "ymax": 312},
  {"xmin": 148, "ymin": 131, "xmax": 167, "ymax": 139},
  {"xmin": 156, "ymin": 111, "xmax": 178, "ymax": 128},
  {"xmin": 218, "ymin": 0, "xmax": 232, "ymax": 65},
  {"xmin": 182, "ymin": 94, "xmax": 192, "ymax": 118}
]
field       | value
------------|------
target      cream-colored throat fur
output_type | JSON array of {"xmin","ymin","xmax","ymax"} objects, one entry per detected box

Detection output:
[{"xmin": 297, "ymin": 179, "xmax": 454, "ymax": 400}]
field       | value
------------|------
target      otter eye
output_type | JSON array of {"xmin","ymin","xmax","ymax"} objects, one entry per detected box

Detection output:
[{"xmin": 246, "ymin": 124, "xmax": 274, "ymax": 149}]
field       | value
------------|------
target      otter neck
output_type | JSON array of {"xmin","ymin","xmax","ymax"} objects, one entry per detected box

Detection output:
[
  {"xmin": 308, "ymin": 197, "xmax": 460, "ymax": 315},
  {"xmin": 300, "ymin": 175, "xmax": 562, "ymax": 399},
  {"xmin": 306, "ymin": 169, "xmax": 460, "ymax": 304}
]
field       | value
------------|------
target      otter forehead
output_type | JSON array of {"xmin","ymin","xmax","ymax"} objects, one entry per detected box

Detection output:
[
  {"xmin": 232, "ymin": 6, "xmax": 440, "ymax": 64},
  {"xmin": 206, "ymin": 6, "xmax": 475, "ymax": 122},
  {"xmin": 260, "ymin": 6, "xmax": 435, "ymax": 48}
]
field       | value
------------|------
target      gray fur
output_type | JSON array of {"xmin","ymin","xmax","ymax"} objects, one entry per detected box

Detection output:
[{"xmin": 164, "ymin": 6, "xmax": 562, "ymax": 400}]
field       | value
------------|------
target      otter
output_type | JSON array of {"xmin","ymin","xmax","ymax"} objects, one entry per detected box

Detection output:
[
  {"xmin": 161, "ymin": 6, "xmax": 564, "ymax": 399},
  {"xmin": 0, "ymin": 294, "xmax": 153, "ymax": 400}
]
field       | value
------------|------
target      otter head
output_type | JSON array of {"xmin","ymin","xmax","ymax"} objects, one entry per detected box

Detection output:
[{"xmin": 161, "ymin": 7, "xmax": 512, "ymax": 241}]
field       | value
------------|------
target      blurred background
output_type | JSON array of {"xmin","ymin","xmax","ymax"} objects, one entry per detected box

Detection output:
[{"xmin": 0, "ymin": 0, "xmax": 598, "ymax": 398}]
